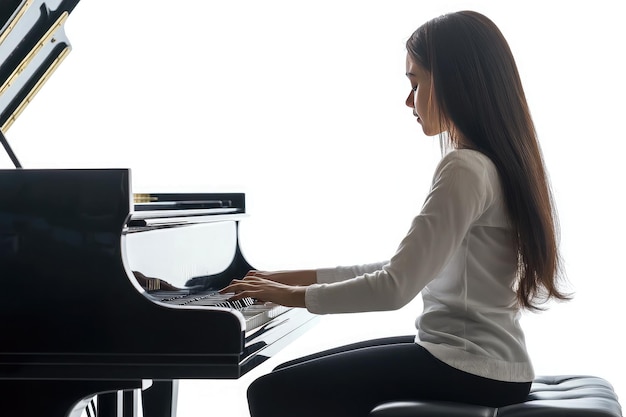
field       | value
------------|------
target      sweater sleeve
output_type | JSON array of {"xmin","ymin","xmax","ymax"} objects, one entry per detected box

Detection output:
[
  {"xmin": 305, "ymin": 151, "xmax": 494, "ymax": 314},
  {"xmin": 316, "ymin": 262, "xmax": 388, "ymax": 284}
]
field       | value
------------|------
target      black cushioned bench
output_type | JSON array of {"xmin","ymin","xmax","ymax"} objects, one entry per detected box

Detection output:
[{"xmin": 369, "ymin": 375, "xmax": 622, "ymax": 417}]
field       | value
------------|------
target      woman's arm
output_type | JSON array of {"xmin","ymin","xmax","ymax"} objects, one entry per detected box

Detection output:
[{"xmin": 243, "ymin": 269, "xmax": 317, "ymax": 286}]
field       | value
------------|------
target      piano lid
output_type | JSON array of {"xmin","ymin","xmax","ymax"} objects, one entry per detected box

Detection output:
[{"xmin": 0, "ymin": 0, "xmax": 80, "ymax": 134}]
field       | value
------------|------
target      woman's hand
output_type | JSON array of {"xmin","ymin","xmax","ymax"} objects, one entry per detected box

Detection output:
[{"xmin": 220, "ymin": 276, "xmax": 307, "ymax": 308}]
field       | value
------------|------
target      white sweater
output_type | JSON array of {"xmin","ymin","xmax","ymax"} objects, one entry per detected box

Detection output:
[{"xmin": 305, "ymin": 149, "xmax": 534, "ymax": 382}]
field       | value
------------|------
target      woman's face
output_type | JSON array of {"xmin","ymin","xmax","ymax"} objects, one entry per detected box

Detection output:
[{"xmin": 405, "ymin": 54, "xmax": 443, "ymax": 137}]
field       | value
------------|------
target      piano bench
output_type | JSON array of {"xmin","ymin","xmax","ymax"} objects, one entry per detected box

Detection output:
[{"xmin": 369, "ymin": 375, "xmax": 623, "ymax": 417}]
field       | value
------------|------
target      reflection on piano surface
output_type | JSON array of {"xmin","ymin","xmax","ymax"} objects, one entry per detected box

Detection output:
[
  {"xmin": 0, "ymin": 2, "xmax": 317, "ymax": 416},
  {"xmin": 0, "ymin": 169, "xmax": 317, "ymax": 417}
]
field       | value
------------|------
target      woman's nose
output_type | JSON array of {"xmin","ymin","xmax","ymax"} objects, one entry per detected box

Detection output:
[{"xmin": 405, "ymin": 91, "xmax": 414, "ymax": 108}]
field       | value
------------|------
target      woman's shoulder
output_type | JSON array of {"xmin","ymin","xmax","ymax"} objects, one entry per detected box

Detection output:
[
  {"xmin": 434, "ymin": 149, "xmax": 501, "ymax": 201},
  {"xmin": 438, "ymin": 149, "xmax": 497, "ymax": 176}
]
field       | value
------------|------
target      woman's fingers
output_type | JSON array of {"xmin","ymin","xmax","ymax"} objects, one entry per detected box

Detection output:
[
  {"xmin": 227, "ymin": 288, "xmax": 262, "ymax": 301},
  {"xmin": 221, "ymin": 277, "xmax": 265, "ymax": 294},
  {"xmin": 219, "ymin": 278, "xmax": 306, "ymax": 307}
]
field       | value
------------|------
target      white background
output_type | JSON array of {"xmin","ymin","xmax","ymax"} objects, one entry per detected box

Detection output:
[{"xmin": 3, "ymin": 1, "xmax": 625, "ymax": 416}]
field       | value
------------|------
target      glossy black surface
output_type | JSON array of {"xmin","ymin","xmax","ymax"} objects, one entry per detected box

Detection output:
[
  {"xmin": 1, "ymin": 169, "xmax": 238, "ymax": 363},
  {"xmin": 0, "ymin": 168, "xmax": 315, "ymax": 372},
  {"xmin": 0, "ymin": 169, "xmax": 317, "ymax": 416}
]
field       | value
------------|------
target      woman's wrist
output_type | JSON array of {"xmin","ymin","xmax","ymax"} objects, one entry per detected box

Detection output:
[
  {"xmin": 295, "ymin": 270, "xmax": 317, "ymax": 286},
  {"xmin": 289, "ymin": 286, "xmax": 308, "ymax": 308},
  {"xmin": 277, "ymin": 269, "xmax": 317, "ymax": 286}
]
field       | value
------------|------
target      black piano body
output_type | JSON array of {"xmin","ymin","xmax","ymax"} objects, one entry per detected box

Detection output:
[
  {"xmin": 0, "ymin": 168, "xmax": 317, "ymax": 416},
  {"xmin": 1, "ymin": 2, "xmax": 317, "ymax": 416},
  {"xmin": 1, "ymin": 3, "xmax": 318, "ymax": 415}
]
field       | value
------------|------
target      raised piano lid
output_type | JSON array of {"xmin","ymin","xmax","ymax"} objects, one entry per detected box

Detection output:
[{"xmin": 0, "ymin": 0, "xmax": 80, "ymax": 132}]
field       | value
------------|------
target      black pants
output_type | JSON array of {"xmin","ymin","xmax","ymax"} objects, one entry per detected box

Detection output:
[{"xmin": 247, "ymin": 335, "xmax": 532, "ymax": 417}]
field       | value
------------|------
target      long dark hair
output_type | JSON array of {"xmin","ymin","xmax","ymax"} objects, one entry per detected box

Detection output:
[{"xmin": 406, "ymin": 11, "xmax": 570, "ymax": 310}]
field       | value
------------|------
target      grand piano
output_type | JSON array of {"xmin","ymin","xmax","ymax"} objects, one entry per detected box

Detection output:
[{"xmin": 0, "ymin": 2, "xmax": 317, "ymax": 416}]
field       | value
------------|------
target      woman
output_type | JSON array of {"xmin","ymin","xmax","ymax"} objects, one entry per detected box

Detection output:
[{"xmin": 222, "ymin": 10, "xmax": 570, "ymax": 417}]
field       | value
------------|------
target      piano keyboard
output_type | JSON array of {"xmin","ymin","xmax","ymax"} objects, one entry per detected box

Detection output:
[{"xmin": 148, "ymin": 290, "xmax": 291, "ymax": 332}]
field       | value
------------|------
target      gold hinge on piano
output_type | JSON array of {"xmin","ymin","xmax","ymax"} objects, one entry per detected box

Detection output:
[{"xmin": 134, "ymin": 194, "xmax": 159, "ymax": 203}]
